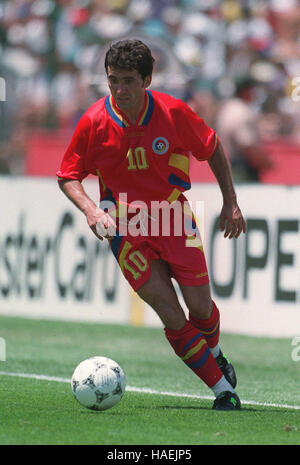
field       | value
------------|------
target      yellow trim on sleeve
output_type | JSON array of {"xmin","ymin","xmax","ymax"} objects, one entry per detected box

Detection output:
[
  {"xmin": 168, "ymin": 153, "xmax": 190, "ymax": 176},
  {"xmin": 213, "ymin": 133, "xmax": 219, "ymax": 153},
  {"xmin": 96, "ymin": 169, "xmax": 106, "ymax": 191}
]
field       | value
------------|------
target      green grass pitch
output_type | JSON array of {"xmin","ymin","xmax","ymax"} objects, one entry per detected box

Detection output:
[{"xmin": 0, "ymin": 315, "xmax": 299, "ymax": 445}]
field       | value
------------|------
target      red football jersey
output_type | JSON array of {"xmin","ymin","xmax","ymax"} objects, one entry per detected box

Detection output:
[{"xmin": 57, "ymin": 89, "xmax": 218, "ymax": 207}]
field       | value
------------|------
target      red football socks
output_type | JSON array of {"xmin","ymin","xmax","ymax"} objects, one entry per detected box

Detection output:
[
  {"xmin": 189, "ymin": 300, "xmax": 220, "ymax": 349},
  {"xmin": 164, "ymin": 320, "xmax": 223, "ymax": 388}
]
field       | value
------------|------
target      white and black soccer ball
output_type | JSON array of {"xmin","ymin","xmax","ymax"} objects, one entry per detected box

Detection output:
[{"xmin": 71, "ymin": 356, "xmax": 126, "ymax": 411}]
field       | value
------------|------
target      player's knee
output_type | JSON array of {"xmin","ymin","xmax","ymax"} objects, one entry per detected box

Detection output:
[
  {"xmin": 180, "ymin": 283, "xmax": 212, "ymax": 319},
  {"xmin": 154, "ymin": 303, "xmax": 186, "ymax": 331},
  {"xmin": 142, "ymin": 292, "xmax": 179, "ymax": 315},
  {"xmin": 188, "ymin": 297, "xmax": 212, "ymax": 320},
  {"xmin": 137, "ymin": 287, "xmax": 185, "ymax": 329}
]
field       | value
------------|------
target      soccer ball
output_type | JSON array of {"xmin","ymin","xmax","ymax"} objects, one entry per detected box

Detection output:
[{"xmin": 71, "ymin": 356, "xmax": 126, "ymax": 411}]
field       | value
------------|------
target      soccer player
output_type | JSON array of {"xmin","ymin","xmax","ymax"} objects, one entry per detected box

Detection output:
[{"xmin": 57, "ymin": 39, "xmax": 246, "ymax": 410}]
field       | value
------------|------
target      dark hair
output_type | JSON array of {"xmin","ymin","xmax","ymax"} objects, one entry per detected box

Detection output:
[{"xmin": 105, "ymin": 39, "xmax": 155, "ymax": 81}]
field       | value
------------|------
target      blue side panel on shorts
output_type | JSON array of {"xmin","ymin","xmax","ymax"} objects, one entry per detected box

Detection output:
[{"xmin": 110, "ymin": 234, "xmax": 123, "ymax": 259}]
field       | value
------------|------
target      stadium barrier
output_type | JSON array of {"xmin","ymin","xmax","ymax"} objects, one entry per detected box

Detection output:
[{"xmin": 0, "ymin": 176, "xmax": 299, "ymax": 337}]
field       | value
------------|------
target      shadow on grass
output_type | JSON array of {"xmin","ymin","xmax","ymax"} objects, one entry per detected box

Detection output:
[
  {"xmin": 77, "ymin": 401, "xmax": 290, "ymax": 415},
  {"xmin": 155, "ymin": 405, "xmax": 293, "ymax": 413}
]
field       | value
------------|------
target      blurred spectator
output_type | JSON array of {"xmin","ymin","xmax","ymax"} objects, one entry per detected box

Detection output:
[
  {"xmin": 186, "ymin": 83, "xmax": 218, "ymax": 128},
  {"xmin": 216, "ymin": 76, "xmax": 273, "ymax": 182},
  {"xmin": 0, "ymin": 0, "xmax": 299, "ymax": 177}
]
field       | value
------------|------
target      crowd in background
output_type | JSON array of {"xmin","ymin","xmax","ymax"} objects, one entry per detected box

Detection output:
[{"xmin": 0, "ymin": 0, "xmax": 300, "ymax": 181}]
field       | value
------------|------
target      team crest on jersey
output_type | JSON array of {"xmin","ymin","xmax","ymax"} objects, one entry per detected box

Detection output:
[{"xmin": 152, "ymin": 137, "xmax": 169, "ymax": 155}]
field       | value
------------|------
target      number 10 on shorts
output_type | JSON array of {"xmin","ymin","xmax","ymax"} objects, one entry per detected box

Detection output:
[{"xmin": 123, "ymin": 250, "xmax": 148, "ymax": 280}]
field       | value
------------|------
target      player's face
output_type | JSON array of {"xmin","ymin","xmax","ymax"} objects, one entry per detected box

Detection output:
[{"xmin": 107, "ymin": 67, "xmax": 151, "ymax": 113}]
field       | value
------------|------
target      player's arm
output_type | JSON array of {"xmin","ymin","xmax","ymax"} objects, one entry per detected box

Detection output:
[
  {"xmin": 208, "ymin": 142, "xmax": 246, "ymax": 239},
  {"xmin": 58, "ymin": 179, "xmax": 116, "ymax": 240},
  {"xmin": 57, "ymin": 112, "xmax": 116, "ymax": 240},
  {"xmin": 176, "ymin": 100, "xmax": 245, "ymax": 238}
]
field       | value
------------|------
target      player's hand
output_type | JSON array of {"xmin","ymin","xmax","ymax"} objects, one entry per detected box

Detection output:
[
  {"xmin": 86, "ymin": 207, "xmax": 116, "ymax": 241},
  {"xmin": 219, "ymin": 202, "xmax": 246, "ymax": 239}
]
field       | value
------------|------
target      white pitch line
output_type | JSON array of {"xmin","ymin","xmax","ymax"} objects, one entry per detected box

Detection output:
[{"xmin": 1, "ymin": 370, "xmax": 300, "ymax": 411}]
